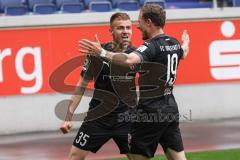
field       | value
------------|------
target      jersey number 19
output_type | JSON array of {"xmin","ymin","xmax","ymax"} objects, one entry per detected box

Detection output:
[{"xmin": 166, "ymin": 53, "xmax": 178, "ymax": 86}]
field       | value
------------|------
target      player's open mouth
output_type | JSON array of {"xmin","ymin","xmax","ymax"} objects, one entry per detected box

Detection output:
[{"xmin": 122, "ymin": 36, "xmax": 129, "ymax": 42}]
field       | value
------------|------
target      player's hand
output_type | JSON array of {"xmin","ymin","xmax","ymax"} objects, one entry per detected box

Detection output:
[
  {"xmin": 181, "ymin": 30, "xmax": 190, "ymax": 59},
  {"xmin": 78, "ymin": 35, "xmax": 102, "ymax": 56},
  {"xmin": 182, "ymin": 30, "xmax": 190, "ymax": 45},
  {"xmin": 60, "ymin": 121, "xmax": 72, "ymax": 134}
]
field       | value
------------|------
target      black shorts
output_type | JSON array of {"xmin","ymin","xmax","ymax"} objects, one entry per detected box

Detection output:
[
  {"xmin": 73, "ymin": 115, "xmax": 130, "ymax": 154},
  {"xmin": 129, "ymin": 96, "xmax": 184, "ymax": 158}
]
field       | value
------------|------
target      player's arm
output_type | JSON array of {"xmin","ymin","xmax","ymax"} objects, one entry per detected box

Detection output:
[
  {"xmin": 60, "ymin": 55, "xmax": 94, "ymax": 134},
  {"xmin": 79, "ymin": 39, "xmax": 141, "ymax": 66},
  {"xmin": 103, "ymin": 50, "xmax": 141, "ymax": 66},
  {"xmin": 60, "ymin": 77, "xmax": 90, "ymax": 134},
  {"xmin": 181, "ymin": 30, "xmax": 190, "ymax": 59},
  {"xmin": 66, "ymin": 77, "xmax": 89, "ymax": 120}
]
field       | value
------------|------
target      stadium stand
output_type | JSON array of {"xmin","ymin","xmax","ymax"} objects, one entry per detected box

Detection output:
[
  {"xmin": 5, "ymin": 5, "xmax": 28, "ymax": 15},
  {"xmin": 33, "ymin": 4, "xmax": 57, "ymax": 14},
  {"xmin": 89, "ymin": 1, "xmax": 112, "ymax": 12},
  {"xmin": 60, "ymin": 3, "xmax": 84, "ymax": 13},
  {"xmin": 27, "ymin": 0, "xmax": 57, "ymax": 14},
  {"xmin": 214, "ymin": 0, "xmax": 230, "ymax": 7},
  {"xmin": 0, "ymin": 0, "xmax": 237, "ymax": 16},
  {"xmin": 111, "ymin": 0, "xmax": 118, "ymax": 8},
  {"xmin": 139, "ymin": 0, "xmax": 146, "ymax": 6},
  {"xmin": 233, "ymin": 0, "xmax": 240, "ymax": 6},
  {"xmin": 117, "ymin": 0, "xmax": 140, "ymax": 11},
  {"xmin": 1, "ymin": 0, "xmax": 28, "ymax": 15},
  {"xmin": 165, "ymin": 0, "xmax": 213, "ymax": 9},
  {"xmin": 55, "ymin": 0, "xmax": 82, "ymax": 8},
  {"xmin": 56, "ymin": 0, "xmax": 84, "ymax": 13},
  {"xmin": 84, "ymin": 0, "xmax": 112, "ymax": 8},
  {"xmin": 144, "ymin": 0, "xmax": 165, "ymax": 8}
]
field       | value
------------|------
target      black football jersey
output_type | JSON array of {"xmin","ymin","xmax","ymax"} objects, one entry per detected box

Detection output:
[
  {"xmin": 134, "ymin": 34, "xmax": 183, "ymax": 102},
  {"xmin": 81, "ymin": 42, "xmax": 136, "ymax": 114}
]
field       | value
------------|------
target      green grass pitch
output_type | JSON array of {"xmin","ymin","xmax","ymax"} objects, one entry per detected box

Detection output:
[{"xmin": 113, "ymin": 148, "xmax": 240, "ymax": 160}]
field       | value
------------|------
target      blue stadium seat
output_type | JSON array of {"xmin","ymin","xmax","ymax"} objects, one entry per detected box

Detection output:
[
  {"xmin": 166, "ymin": 1, "xmax": 213, "ymax": 9},
  {"xmin": 0, "ymin": 0, "xmax": 22, "ymax": 6},
  {"xmin": 89, "ymin": 1, "xmax": 112, "ymax": 12},
  {"xmin": 226, "ymin": 0, "xmax": 233, "ymax": 6},
  {"xmin": 60, "ymin": 3, "xmax": 84, "ymax": 13},
  {"xmin": 117, "ymin": 0, "xmax": 140, "ymax": 11},
  {"xmin": 0, "ymin": 0, "xmax": 28, "ymax": 14},
  {"xmin": 165, "ymin": 0, "xmax": 199, "ymax": 2},
  {"xmin": 139, "ymin": 0, "xmax": 146, "ymax": 6},
  {"xmin": 0, "ymin": 0, "xmax": 25, "ymax": 7},
  {"xmin": 84, "ymin": 0, "xmax": 92, "ymax": 7},
  {"xmin": 111, "ymin": 0, "xmax": 118, "ymax": 8},
  {"xmin": 144, "ymin": 0, "xmax": 165, "ymax": 8},
  {"xmin": 55, "ymin": 0, "xmax": 81, "ymax": 8},
  {"xmin": 33, "ymin": 3, "xmax": 57, "ymax": 14},
  {"xmin": 4, "ymin": 5, "xmax": 28, "ymax": 15},
  {"xmin": 233, "ymin": 0, "xmax": 240, "ymax": 6},
  {"xmin": 55, "ymin": 0, "xmax": 84, "ymax": 13},
  {"xmin": 84, "ymin": 0, "xmax": 112, "ymax": 9},
  {"xmin": 28, "ymin": 0, "xmax": 55, "ymax": 11}
]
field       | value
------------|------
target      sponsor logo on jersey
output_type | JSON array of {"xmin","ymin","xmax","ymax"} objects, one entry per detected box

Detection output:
[{"xmin": 137, "ymin": 45, "xmax": 148, "ymax": 52}]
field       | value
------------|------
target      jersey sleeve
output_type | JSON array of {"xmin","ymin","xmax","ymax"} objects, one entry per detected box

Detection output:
[
  {"xmin": 80, "ymin": 55, "xmax": 94, "ymax": 81},
  {"xmin": 172, "ymin": 38, "xmax": 184, "ymax": 59},
  {"xmin": 133, "ymin": 42, "xmax": 156, "ymax": 62},
  {"xmin": 179, "ymin": 47, "xmax": 184, "ymax": 59}
]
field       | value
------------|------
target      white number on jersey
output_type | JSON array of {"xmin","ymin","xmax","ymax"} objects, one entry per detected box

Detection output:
[{"xmin": 166, "ymin": 53, "xmax": 178, "ymax": 86}]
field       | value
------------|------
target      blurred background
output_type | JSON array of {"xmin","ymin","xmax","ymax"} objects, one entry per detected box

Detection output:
[{"xmin": 0, "ymin": 0, "xmax": 240, "ymax": 159}]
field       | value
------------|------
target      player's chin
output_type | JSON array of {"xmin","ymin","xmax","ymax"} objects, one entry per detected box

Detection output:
[{"xmin": 122, "ymin": 41, "xmax": 130, "ymax": 47}]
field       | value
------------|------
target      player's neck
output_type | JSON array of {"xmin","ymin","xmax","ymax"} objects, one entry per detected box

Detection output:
[{"xmin": 149, "ymin": 28, "xmax": 164, "ymax": 39}]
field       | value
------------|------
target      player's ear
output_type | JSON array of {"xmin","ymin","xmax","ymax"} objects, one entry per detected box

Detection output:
[{"xmin": 146, "ymin": 18, "xmax": 152, "ymax": 26}]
